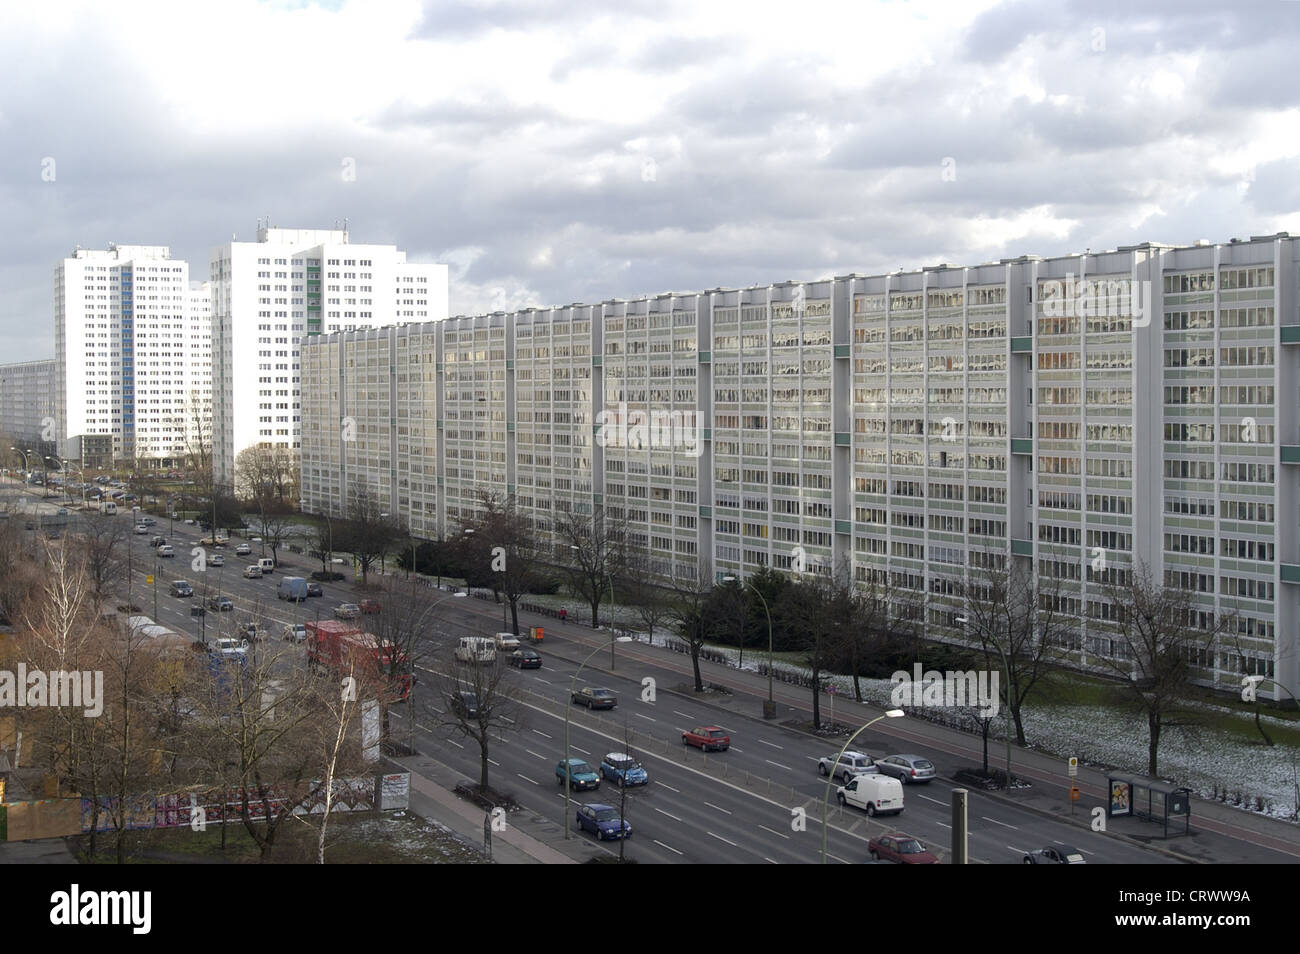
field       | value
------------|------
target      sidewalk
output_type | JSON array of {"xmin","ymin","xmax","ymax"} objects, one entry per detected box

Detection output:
[
  {"xmin": 392, "ymin": 753, "xmax": 604, "ymax": 864},
  {"xmin": 526, "ymin": 611, "xmax": 1300, "ymax": 864}
]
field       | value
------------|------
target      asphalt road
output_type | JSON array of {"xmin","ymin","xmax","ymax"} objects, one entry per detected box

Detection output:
[{"xmin": 7, "ymin": 483, "xmax": 1288, "ymax": 864}]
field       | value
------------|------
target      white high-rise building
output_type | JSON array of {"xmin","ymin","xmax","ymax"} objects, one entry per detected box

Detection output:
[
  {"xmin": 54, "ymin": 245, "xmax": 210, "ymax": 469},
  {"xmin": 209, "ymin": 226, "xmax": 449, "ymax": 486}
]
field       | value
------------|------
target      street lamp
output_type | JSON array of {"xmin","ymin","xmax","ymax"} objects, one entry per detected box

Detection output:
[
  {"xmin": 956, "ymin": 614, "xmax": 1013, "ymax": 790},
  {"xmin": 821, "ymin": 709, "xmax": 904, "ymax": 863},
  {"xmin": 564, "ymin": 637, "xmax": 634, "ymax": 838},
  {"xmin": 723, "ymin": 574, "xmax": 775, "ymax": 719}
]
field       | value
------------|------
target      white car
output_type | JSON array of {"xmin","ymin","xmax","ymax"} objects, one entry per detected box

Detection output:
[
  {"xmin": 157, "ymin": 545, "xmax": 175, "ymax": 558},
  {"xmin": 135, "ymin": 524, "xmax": 149, "ymax": 534},
  {"xmin": 235, "ymin": 543, "xmax": 251, "ymax": 556},
  {"xmin": 283, "ymin": 623, "xmax": 307, "ymax": 643},
  {"xmin": 208, "ymin": 553, "xmax": 225, "ymax": 567},
  {"xmin": 494, "ymin": 631, "xmax": 521, "ymax": 651},
  {"xmin": 835, "ymin": 774, "xmax": 904, "ymax": 817},
  {"xmin": 214, "ymin": 637, "xmax": 247, "ymax": 658},
  {"xmin": 243, "ymin": 565, "xmax": 263, "ymax": 579}
]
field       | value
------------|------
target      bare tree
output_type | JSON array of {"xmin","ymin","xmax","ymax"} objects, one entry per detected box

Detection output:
[
  {"xmin": 457, "ymin": 490, "xmax": 544, "ymax": 636},
  {"xmin": 438, "ymin": 654, "xmax": 521, "ymax": 794},
  {"xmin": 556, "ymin": 506, "xmax": 627, "ymax": 629},
  {"xmin": 666, "ymin": 570, "xmax": 715, "ymax": 693},
  {"xmin": 336, "ymin": 483, "xmax": 402, "ymax": 584},
  {"xmin": 1097, "ymin": 561, "xmax": 1232, "ymax": 776},
  {"xmin": 779, "ymin": 572, "xmax": 848, "ymax": 730},
  {"xmin": 80, "ymin": 514, "xmax": 128, "ymax": 605},
  {"xmin": 958, "ymin": 556, "xmax": 1072, "ymax": 746}
]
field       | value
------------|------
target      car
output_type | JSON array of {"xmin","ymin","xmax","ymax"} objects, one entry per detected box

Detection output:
[
  {"xmin": 140, "ymin": 517, "xmax": 155, "ymax": 526},
  {"xmin": 494, "ymin": 631, "xmax": 520, "ymax": 651},
  {"xmin": 869, "ymin": 833, "xmax": 939, "ymax": 864},
  {"xmin": 571, "ymin": 687, "xmax": 617, "ymax": 709},
  {"xmin": 508, "ymin": 647, "xmax": 542, "ymax": 669},
  {"xmin": 208, "ymin": 553, "xmax": 225, "ymax": 567},
  {"xmin": 157, "ymin": 545, "xmax": 175, "ymax": 558},
  {"xmin": 818, "ymin": 751, "xmax": 879, "ymax": 782},
  {"xmin": 682, "ymin": 726, "xmax": 730, "ymax": 751},
  {"xmin": 282, "ymin": 623, "xmax": 307, "ymax": 643},
  {"xmin": 555, "ymin": 758, "xmax": 600, "ymax": 791},
  {"xmin": 149, "ymin": 535, "xmax": 166, "ymax": 547},
  {"xmin": 184, "ymin": 518, "xmax": 195, "ymax": 525},
  {"xmin": 249, "ymin": 536, "xmax": 263, "ymax": 544},
  {"xmin": 56, "ymin": 507, "xmax": 68, "ymax": 516},
  {"xmin": 1024, "ymin": 844, "xmax": 1086, "ymax": 865},
  {"xmin": 208, "ymin": 595, "xmax": 234, "ymax": 612},
  {"xmin": 213, "ymin": 637, "xmax": 247, "ymax": 658},
  {"xmin": 836, "ymin": 774, "xmax": 904, "ymax": 816},
  {"xmin": 135, "ymin": 524, "xmax": 150, "ymax": 534},
  {"xmin": 875, "ymin": 754, "xmax": 937, "ymax": 784},
  {"xmin": 306, "ymin": 581, "xmax": 323, "ymax": 597},
  {"xmin": 243, "ymin": 565, "xmax": 263, "ymax": 579},
  {"xmin": 575, "ymin": 803, "xmax": 631, "ymax": 841},
  {"xmin": 599, "ymin": 753, "xmax": 648, "ymax": 786},
  {"xmin": 237, "ymin": 621, "xmax": 265, "ymax": 643},
  {"xmin": 359, "ymin": 599, "xmax": 381, "ymax": 614},
  {"xmin": 334, "ymin": 603, "xmax": 360, "ymax": 620},
  {"xmin": 170, "ymin": 580, "xmax": 193, "ymax": 598},
  {"xmin": 235, "ymin": 543, "xmax": 251, "ymax": 556},
  {"xmin": 189, "ymin": 603, "xmax": 206, "ymax": 618},
  {"xmin": 449, "ymin": 691, "xmax": 490, "ymax": 719}
]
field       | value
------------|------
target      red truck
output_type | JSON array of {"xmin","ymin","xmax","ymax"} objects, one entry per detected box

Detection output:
[{"xmin": 305, "ymin": 620, "xmax": 412, "ymax": 702}]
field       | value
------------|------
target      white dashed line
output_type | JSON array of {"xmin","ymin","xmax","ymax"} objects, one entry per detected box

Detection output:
[
  {"xmin": 707, "ymin": 831, "xmax": 738, "ymax": 848},
  {"xmin": 517, "ymin": 774, "xmax": 539, "ymax": 785},
  {"xmin": 532, "ymin": 729, "xmax": 552, "ymax": 739},
  {"xmin": 764, "ymin": 759, "xmax": 792, "ymax": 772},
  {"xmin": 572, "ymin": 745, "xmax": 591, "ymax": 755},
  {"xmin": 657, "ymin": 782, "xmax": 681, "ymax": 794},
  {"xmin": 655, "ymin": 808, "xmax": 683, "ymax": 822},
  {"xmin": 826, "ymin": 852, "xmax": 850, "ymax": 865},
  {"xmin": 534, "ymin": 678, "xmax": 551, "ymax": 684},
  {"xmin": 758, "ymin": 824, "xmax": 790, "ymax": 840},
  {"xmin": 981, "ymin": 816, "xmax": 1018, "ymax": 830},
  {"xmin": 443, "ymin": 738, "xmax": 463, "ymax": 749},
  {"xmin": 487, "ymin": 758, "xmax": 500, "ymax": 766},
  {"xmin": 758, "ymin": 739, "xmax": 783, "ymax": 749},
  {"xmin": 673, "ymin": 710, "xmax": 693, "ymax": 719},
  {"xmin": 703, "ymin": 801, "xmax": 732, "ymax": 815},
  {"xmin": 764, "ymin": 857, "xmax": 778, "ymax": 864},
  {"xmin": 635, "ymin": 713, "xmax": 656, "ymax": 722},
  {"xmin": 916, "ymin": 793, "xmax": 946, "ymax": 806},
  {"xmin": 525, "ymin": 749, "xmax": 546, "ymax": 760},
  {"xmin": 654, "ymin": 840, "xmax": 684, "ymax": 856},
  {"xmin": 936, "ymin": 821, "xmax": 951, "ymax": 829}
]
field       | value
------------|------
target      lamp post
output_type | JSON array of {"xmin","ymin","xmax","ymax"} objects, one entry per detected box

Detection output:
[
  {"xmin": 956, "ymin": 614, "xmax": 1013, "ymax": 789},
  {"xmin": 10, "ymin": 446, "xmax": 30, "ymax": 480},
  {"xmin": 723, "ymin": 574, "xmax": 775, "ymax": 718},
  {"xmin": 564, "ymin": 637, "xmax": 634, "ymax": 838},
  {"xmin": 821, "ymin": 709, "xmax": 904, "ymax": 863}
]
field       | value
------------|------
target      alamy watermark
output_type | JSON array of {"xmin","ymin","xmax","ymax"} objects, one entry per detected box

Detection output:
[
  {"xmin": 595, "ymin": 403, "xmax": 702, "ymax": 457},
  {"xmin": 0, "ymin": 664, "xmax": 104, "ymax": 717},
  {"xmin": 890, "ymin": 663, "xmax": 999, "ymax": 718},
  {"xmin": 1039, "ymin": 273, "xmax": 1152, "ymax": 326}
]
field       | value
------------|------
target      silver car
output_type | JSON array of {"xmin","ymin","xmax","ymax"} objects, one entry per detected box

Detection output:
[{"xmin": 875, "ymin": 754, "xmax": 936, "ymax": 784}]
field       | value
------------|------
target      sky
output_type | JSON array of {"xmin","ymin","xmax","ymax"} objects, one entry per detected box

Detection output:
[{"xmin": 2, "ymin": 0, "xmax": 1299, "ymax": 361}]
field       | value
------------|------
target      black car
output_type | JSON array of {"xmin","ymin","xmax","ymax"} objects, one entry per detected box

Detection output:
[
  {"xmin": 509, "ymin": 648, "xmax": 543, "ymax": 669},
  {"xmin": 449, "ymin": 691, "xmax": 490, "ymax": 719},
  {"xmin": 306, "ymin": 581, "xmax": 323, "ymax": 597}
]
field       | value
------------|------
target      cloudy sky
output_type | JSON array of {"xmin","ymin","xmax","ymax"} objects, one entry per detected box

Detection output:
[{"xmin": 2, "ymin": 0, "xmax": 1298, "ymax": 361}]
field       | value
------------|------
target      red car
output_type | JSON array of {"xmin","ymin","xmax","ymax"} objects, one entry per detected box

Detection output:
[
  {"xmin": 682, "ymin": 725, "xmax": 730, "ymax": 751},
  {"xmin": 869, "ymin": 833, "xmax": 939, "ymax": 864},
  {"xmin": 360, "ymin": 599, "xmax": 382, "ymax": 614}
]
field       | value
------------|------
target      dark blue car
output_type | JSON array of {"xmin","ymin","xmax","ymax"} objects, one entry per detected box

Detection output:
[
  {"xmin": 600, "ymin": 752, "xmax": 649, "ymax": 786},
  {"xmin": 575, "ymin": 803, "xmax": 631, "ymax": 840}
]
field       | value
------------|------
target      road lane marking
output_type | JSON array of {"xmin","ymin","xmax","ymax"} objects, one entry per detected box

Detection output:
[
  {"xmin": 487, "ymin": 758, "xmax": 500, "ymax": 766},
  {"xmin": 981, "ymin": 816, "xmax": 1017, "ymax": 829},
  {"xmin": 707, "ymin": 831, "xmax": 738, "ymax": 848},
  {"xmin": 936, "ymin": 821, "xmax": 951, "ymax": 829},
  {"xmin": 525, "ymin": 749, "xmax": 546, "ymax": 759},
  {"xmin": 654, "ymin": 840, "xmax": 683, "ymax": 855},
  {"xmin": 655, "ymin": 808, "xmax": 683, "ymax": 822},
  {"xmin": 532, "ymin": 729, "xmax": 553, "ymax": 739},
  {"xmin": 703, "ymin": 801, "xmax": 732, "ymax": 815},
  {"xmin": 758, "ymin": 739, "xmax": 783, "ymax": 749},
  {"xmin": 729, "ymin": 747, "xmax": 744, "ymax": 754},
  {"xmin": 765, "ymin": 857, "xmax": 778, "ymax": 864},
  {"xmin": 826, "ymin": 852, "xmax": 850, "ymax": 864},
  {"xmin": 657, "ymin": 782, "xmax": 681, "ymax": 793},
  {"xmin": 673, "ymin": 710, "xmax": 693, "ymax": 718},
  {"xmin": 572, "ymin": 745, "xmax": 591, "ymax": 755},
  {"xmin": 635, "ymin": 713, "xmax": 656, "ymax": 722},
  {"xmin": 445, "ymin": 738, "xmax": 464, "ymax": 749},
  {"xmin": 759, "ymin": 825, "xmax": 790, "ymax": 840},
  {"xmin": 764, "ymin": 759, "xmax": 792, "ymax": 771},
  {"xmin": 534, "ymin": 678, "xmax": 551, "ymax": 684},
  {"xmin": 916, "ymin": 793, "xmax": 946, "ymax": 805},
  {"xmin": 516, "ymin": 774, "xmax": 539, "ymax": 785}
]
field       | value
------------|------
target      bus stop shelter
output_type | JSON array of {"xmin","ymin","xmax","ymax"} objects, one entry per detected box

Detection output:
[{"xmin": 1106, "ymin": 773, "xmax": 1192, "ymax": 837}]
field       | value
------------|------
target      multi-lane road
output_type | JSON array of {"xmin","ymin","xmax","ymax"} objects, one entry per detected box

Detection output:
[{"xmin": 9, "ymin": 483, "xmax": 1295, "ymax": 864}]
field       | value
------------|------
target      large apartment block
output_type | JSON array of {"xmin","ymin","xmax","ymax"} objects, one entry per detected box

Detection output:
[
  {"xmin": 301, "ymin": 232, "xmax": 1300, "ymax": 699},
  {"xmin": 53, "ymin": 244, "xmax": 211, "ymax": 469},
  {"xmin": 210, "ymin": 226, "xmax": 449, "ymax": 486},
  {"xmin": 0, "ymin": 358, "xmax": 57, "ymax": 457}
]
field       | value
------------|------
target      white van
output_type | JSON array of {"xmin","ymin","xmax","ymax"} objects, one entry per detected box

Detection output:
[
  {"xmin": 836, "ymin": 773, "xmax": 904, "ymax": 816},
  {"xmin": 454, "ymin": 636, "xmax": 497, "ymax": 665},
  {"xmin": 258, "ymin": 557, "xmax": 276, "ymax": 574}
]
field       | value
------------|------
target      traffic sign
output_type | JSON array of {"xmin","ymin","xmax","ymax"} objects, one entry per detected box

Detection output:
[
  {"xmin": 145, "ymin": 575, "xmax": 154, "ymax": 584},
  {"xmin": 1068, "ymin": 757, "xmax": 1078, "ymax": 777}
]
